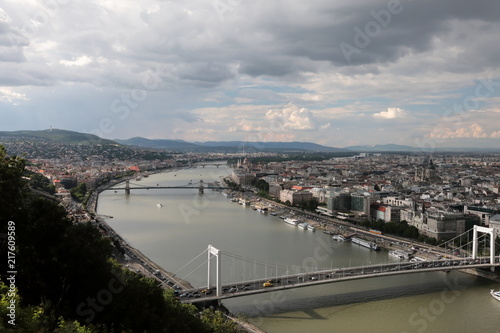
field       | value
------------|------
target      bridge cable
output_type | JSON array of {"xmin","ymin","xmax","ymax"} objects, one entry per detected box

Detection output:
[
  {"xmin": 220, "ymin": 250, "xmax": 330, "ymax": 276},
  {"xmin": 180, "ymin": 258, "xmax": 210, "ymax": 282},
  {"xmin": 173, "ymin": 248, "xmax": 208, "ymax": 277}
]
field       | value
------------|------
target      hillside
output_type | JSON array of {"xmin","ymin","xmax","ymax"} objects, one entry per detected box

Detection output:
[{"xmin": 0, "ymin": 129, "xmax": 117, "ymax": 145}]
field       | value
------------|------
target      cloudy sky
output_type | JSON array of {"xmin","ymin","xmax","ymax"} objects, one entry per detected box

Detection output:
[{"xmin": 1, "ymin": 0, "xmax": 500, "ymax": 148}]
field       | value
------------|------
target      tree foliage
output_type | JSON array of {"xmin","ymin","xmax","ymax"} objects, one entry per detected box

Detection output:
[
  {"xmin": 360, "ymin": 219, "xmax": 422, "ymax": 241},
  {"xmin": 29, "ymin": 172, "xmax": 56, "ymax": 194},
  {"xmin": 71, "ymin": 182, "xmax": 88, "ymax": 202},
  {"xmin": 253, "ymin": 179, "xmax": 269, "ymax": 193},
  {"xmin": 298, "ymin": 199, "xmax": 318, "ymax": 212}
]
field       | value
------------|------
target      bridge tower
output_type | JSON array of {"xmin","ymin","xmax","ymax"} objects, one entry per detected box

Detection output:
[
  {"xmin": 207, "ymin": 245, "xmax": 222, "ymax": 299},
  {"xmin": 199, "ymin": 179, "xmax": 204, "ymax": 194},
  {"xmin": 472, "ymin": 225, "xmax": 496, "ymax": 272},
  {"xmin": 125, "ymin": 180, "xmax": 130, "ymax": 195}
]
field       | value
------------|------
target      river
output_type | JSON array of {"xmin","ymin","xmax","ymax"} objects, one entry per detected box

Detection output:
[{"xmin": 97, "ymin": 164, "xmax": 500, "ymax": 333}]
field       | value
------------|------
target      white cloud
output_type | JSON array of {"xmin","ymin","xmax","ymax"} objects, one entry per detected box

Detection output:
[
  {"xmin": 265, "ymin": 103, "xmax": 316, "ymax": 130},
  {"xmin": 320, "ymin": 122, "xmax": 331, "ymax": 130},
  {"xmin": 429, "ymin": 123, "xmax": 488, "ymax": 139},
  {"xmin": 59, "ymin": 55, "xmax": 92, "ymax": 67},
  {"xmin": 488, "ymin": 131, "xmax": 500, "ymax": 138},
  {"xmin": 373, "ymin": 108, "xmax": 407, "ymax": 119},
  {"xmin": 0, "ymin": 87, "xmax": 28, "ymax": 105}
]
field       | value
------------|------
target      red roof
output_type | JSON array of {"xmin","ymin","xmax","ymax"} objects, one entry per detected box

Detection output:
[{"xmin": 292, "ymin": 186, "xmax": 313, "ymax": 190}]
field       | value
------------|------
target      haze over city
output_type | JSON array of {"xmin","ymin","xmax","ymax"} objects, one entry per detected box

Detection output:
[{"xmin": 1, "ymin": 0, "xmax": 500, "ymax": 148}]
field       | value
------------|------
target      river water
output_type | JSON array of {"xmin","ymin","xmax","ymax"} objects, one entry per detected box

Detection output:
[{"xmin": 97, "ymin": 165, "xmax": 500, "ymax": 333}]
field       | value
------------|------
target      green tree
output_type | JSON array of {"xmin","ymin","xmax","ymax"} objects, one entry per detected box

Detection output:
[
  {"xmin": 71, "ymin": 182, "xmax": 88, "ymax": 202},
  {"xmin": 254, "ymin": 179, "xmax": 269, "ymax": 192},
  {"xmin": 200, "ymin": 309, "xmax": 244, "ymax": 333},
  {"xmin": 29, "ymin": 172, "xmax": 56, "ymax": 194},
  {"xmin": 0, "ymin": 145, "xmax": 28, "ymax": 222}
]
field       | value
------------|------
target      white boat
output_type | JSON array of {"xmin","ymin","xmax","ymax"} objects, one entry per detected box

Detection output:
[
  {"xmin": 156, "ymin": 203, "xmax": 163, "ymax": 208},
  {"xmin": 297, "ymin": 222, "xmax": 308, "ymax": 230},
  {"xmin": 239, "ymin": 198, "xmax": 251, "ymax": 206},
  {"xmin": 284, "ymin": 218, "xmax": 299, "ymax": 226},
  {"xmin": 491, "ymin": 289, "xmax": 500, "ymax": 301},
  {"xmin": 351, "ymin": 237, "xmax": 380, "ymax": 251},
  {"xmin": 332, "ymin": 234, "xmax": 348, "ymax": 241},
  {"xmin": 307, "ymin": 224, "xmax": 316, "ymax": 232},
  {"xmin": 389, "ymin": 250, "xmax": 406, "ymax": 259}
]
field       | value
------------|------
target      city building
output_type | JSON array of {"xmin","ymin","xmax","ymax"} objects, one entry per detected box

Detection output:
[
  {"xmin": 423, "ymin": 210, "xmax": 466, "ymax": 240},
  {"xmin": 280, "ymin": 189, "xmax": 313, "ymax": 205}
]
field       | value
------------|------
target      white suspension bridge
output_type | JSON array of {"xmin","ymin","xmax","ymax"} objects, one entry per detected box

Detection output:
[{"xmin": 169, "ymin": 226, "xmax": 499, "ymax": 304}]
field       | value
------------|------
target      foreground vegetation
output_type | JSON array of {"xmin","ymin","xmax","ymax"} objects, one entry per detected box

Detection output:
[{"xmin": 0, "ymin": 145, "xmax": 243, "ymax": 332}]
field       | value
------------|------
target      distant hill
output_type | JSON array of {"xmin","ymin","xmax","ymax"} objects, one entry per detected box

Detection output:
[
  {"xmin": 0, "ymin": 129, "xmax": 117, "ymax": 145},
  {"xmin": 345, "ymin": 144, "xmax": 417, "ymax": 152},
  {"xmin": 114, "ymin": 137, "xmax": 199, "ymax": 150},
  {"xmin": 345, "ymin": 143, "xmax": 500, "ymax": 153},
  {"xmin": 196, "ymin": 141, "xmax": 348, "ymax": 152},
  {"xmin": 116, "ymin": 137, "xmax": 348, "ymax": 152}
]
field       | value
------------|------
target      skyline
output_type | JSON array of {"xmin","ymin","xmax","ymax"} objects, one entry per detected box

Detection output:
[{"xmin": 1, "ymin": 0, "xmax": 500, "ymax": 149}]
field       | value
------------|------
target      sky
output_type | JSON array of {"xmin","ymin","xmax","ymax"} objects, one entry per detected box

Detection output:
[{"xmin": 1, "ymin": 0, "xmax": 500, "ymax": 149}]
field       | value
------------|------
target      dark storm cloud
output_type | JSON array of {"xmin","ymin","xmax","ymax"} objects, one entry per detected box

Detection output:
[{"xmin": 233, "ymin": 0, "xmax": 500, "ymax": 73}]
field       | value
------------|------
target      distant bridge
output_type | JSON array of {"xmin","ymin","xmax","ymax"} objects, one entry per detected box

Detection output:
[
  {"xmin": 192, "ymin": 163, "xmax": 228, "ymax": 168},
  {"xmin": 104, "ymin": 180, "xmax": 229, "ymax": 194}
]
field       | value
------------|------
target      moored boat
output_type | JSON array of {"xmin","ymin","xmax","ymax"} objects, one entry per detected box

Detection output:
[
  {"xmin": 284, "ymin": 218, "xmax": 299, "ymax": 226},
  {"xmin": 297, "ymin": 222, "xmax": 308, "ymax": 230},
  {"xmin": 238, "ymin": 198, "xmax": 251, "ymax": 206},
  {"xmin": 351, "ymin": 237, "xmax": 380, "ymax": 251},
  {"xmin": 491, "ymin": 289, "xmax": 500, "ymax": 301},
  {"xmin": 332, "ymin": 234, "xmax": 348, "ymax": 241},
  {"xmin": 389, "ymin": 250, "xmax": 406, "ymax": 259}
]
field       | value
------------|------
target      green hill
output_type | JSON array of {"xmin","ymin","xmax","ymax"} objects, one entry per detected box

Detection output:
[{"xmin": 0, "ymin": 129, "xmax": 117, "ymax": 145}]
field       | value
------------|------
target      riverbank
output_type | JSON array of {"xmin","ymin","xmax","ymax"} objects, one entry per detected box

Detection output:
[{"xmin": 88, "ymin": 167, "xmax": 194, "ymax": 290}]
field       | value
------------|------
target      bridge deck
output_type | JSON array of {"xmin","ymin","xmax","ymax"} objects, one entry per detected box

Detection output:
[
  {"xmin": 104, "ymin": 186, "xmax": 230, "ymax": 190},
  {"xmin": 181, "ymin": 258, "xmax": 499, "ymax": 303}
]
